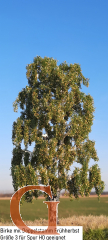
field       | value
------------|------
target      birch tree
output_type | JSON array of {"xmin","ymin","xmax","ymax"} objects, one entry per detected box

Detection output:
[{"xmin": 11, "ymin": 56, "xmax": 105, "ymax": 205}]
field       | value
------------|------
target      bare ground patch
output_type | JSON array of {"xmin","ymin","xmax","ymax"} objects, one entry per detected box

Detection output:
[{"xmin": 0, "ymin": 195, "xmax": 108, "ymax": 200}]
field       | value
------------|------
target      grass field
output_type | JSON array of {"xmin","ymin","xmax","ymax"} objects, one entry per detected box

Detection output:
[{"xmin": 0, "ymin": 196, "xmax": 108, "ymax": 232}]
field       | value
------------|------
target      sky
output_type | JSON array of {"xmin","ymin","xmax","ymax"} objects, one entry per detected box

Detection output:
[{"xmin": 0, "ymin": 0, "xmax": 108, "ymax": 193}]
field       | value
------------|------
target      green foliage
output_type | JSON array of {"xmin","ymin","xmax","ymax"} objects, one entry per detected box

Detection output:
[
  {"xmin": 11, "ymin": 56, "xmax": 105, "ymax": 203},
  {"xmin": 83, "ymin": 228, "xmax": 107, "ymax": 240},
  {"xmin": 11, "ymin": 163, "xmax": 39, "ymax": 205}
]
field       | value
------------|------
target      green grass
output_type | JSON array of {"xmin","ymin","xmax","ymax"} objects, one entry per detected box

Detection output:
[
  {"xmin": 0, "ymin": 200, "xmax": 11, "ymax": 222},
  {"xmin": 0, "ymin": 197, "xmax": 108, "ymax": 240},
  {"xmin": 0, "ymin": 196, "xmax": 108, "ymax": 222},
  {"xmin": 83, "ymin": 228, "xmax": 108, "ymax": 240},
  {"xmin": 58, "ymin": 197, "xmax": 108, "ymax": 219}
]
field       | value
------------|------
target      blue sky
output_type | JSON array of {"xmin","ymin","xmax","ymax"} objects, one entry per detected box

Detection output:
[{"xmin": 0, "ymin": 0, "xmax": 108, "ymax": 193}]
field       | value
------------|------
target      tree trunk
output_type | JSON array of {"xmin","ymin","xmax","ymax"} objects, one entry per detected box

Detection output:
[{"xmin": 52, "ymin": 188, "xmax": 60, "ymax": 224}]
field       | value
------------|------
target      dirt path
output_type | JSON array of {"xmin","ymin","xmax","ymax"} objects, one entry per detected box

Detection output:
[{"xmin": 0, "ymin": 195, "xmax": 108, "ymax": 200}]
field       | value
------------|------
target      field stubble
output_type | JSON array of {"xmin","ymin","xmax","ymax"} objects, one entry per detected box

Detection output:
[{"xmin": 0, "ymin": 215, "xmax": 108, "ymax": 232}]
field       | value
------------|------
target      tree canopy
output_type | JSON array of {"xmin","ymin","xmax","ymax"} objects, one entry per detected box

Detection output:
[{"xmin": 11, "ymin": 56, "xmax": 105, "ymax": 204}]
